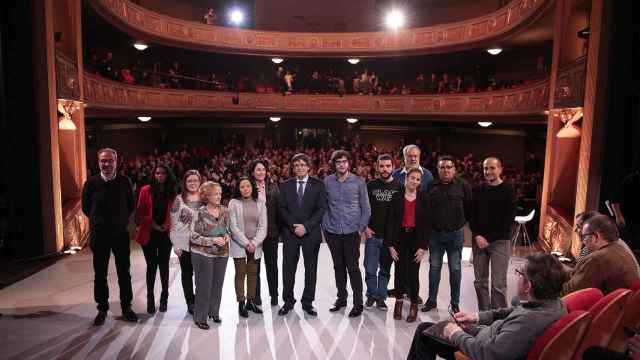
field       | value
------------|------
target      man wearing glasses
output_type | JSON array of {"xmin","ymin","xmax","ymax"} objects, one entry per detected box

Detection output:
[
  {"xmin": 561, "ymin": 214, "xmax": 640, "ymax": 296},
  {"xmin": 407, "ymin": 253, "xmax": 568, "ymax": 360}
]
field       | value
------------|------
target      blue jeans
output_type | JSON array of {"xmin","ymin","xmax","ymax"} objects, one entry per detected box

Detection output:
[
  {"xmin": 428, "ymin": 228, "xmax": 464, "ymax": 306},
  {"xmin": 363, "ymin": 236, "xmax": 392, "ymax": 300}
]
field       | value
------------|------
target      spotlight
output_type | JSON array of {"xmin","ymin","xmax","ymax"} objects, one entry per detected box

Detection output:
[
  {"xmin": 271, "ymin": 57, "xmax": 284, "ymax": 64},
  {"xmin": 229, "ymin": 9, "xmax": 244, "ymax": 25},
  {"xmin": 138, "ymin": 116, "xmax": 152, "ymax": 122},
  {"xmin": 269, "ymin": 116, "xmax": 281, "ymax": 122},
  {"xmin": 478, "ymin": 122, "xmax": 493, "ymax": 127},
  {"xmin": 385, "ymin": 9, "xmax": 405, "ymax": 30},
  {"xmin": 487, "ymin": 47, "xmax": 502, "ymax": 55},
  {"xmin": 347, "ymin": 58, "xmax": 360, "ymax": 65},
  {"xmin": 346, "ymin": 117, "xmax": 358, "ymax": 124},
  {"xmin": 133, "ymin": 42, "xmax": 148, "ymax": 51}
]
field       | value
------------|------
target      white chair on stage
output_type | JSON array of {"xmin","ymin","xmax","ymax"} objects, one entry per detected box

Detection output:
[{"xmin": 511, "ymin": 210, "xmax": 536, "ymax": 259}]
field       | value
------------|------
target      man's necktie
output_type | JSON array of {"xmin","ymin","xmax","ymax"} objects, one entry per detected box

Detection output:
[{"xmin": 297, "ymin": 180, "xmax": 304, "ymax": 206}]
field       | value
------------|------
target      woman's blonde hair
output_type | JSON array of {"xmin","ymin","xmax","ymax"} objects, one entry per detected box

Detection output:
[{"xmin": 199, "ymin": 181, "xmax": 222, "ymax": 203}]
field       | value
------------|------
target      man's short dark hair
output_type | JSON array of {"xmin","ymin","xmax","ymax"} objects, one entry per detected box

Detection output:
[
  {"xmin": 437, "ymin": 155, "xmax": 454, "ymax": 164},
  {"xmin": 330, "ymin": 150, "xmax": 351, "ymax": 165},
  {"xmin": 377, "ymin": 154, "xmax": 393, "ymax": 163},
  {"xmin": 291, "ymin": 153, "xmax": 311, "ymax": 166},
  {"xmin": 583, "ymin": 214, "xmax": 619, "ymax": 242},
  {"xmin": 523, "ymin": 252, "xmax": 569, "ymax": 300}
]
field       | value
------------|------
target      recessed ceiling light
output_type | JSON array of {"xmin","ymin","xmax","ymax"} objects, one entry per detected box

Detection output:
[
  {"xmin": 487, "ymin": 47, "xmax": 502, "ymax": 55},
  {"xmin": 478, "ymin": 122, "xmax": 493, "ymax": 127},
  {"xmin": 269, "ymin": 116, "xmax": 281, "ymax": 122},
  {"xmin": 271, "ymin": 57, "xmax": 284, "ymax": 64},
  {"xmin": 133, "ymin": 42, "xmax": 148, "ymax": 51},
  {"xmin": 346, "ymin": 118, "xmax": 358, "ymax": 124},
  {"xmin": 138, "ymin": 116, "xmax": 152, "ymax": 122},
  {"xmin": 347, "ymin": 58, "xmax": 360, "ymax": 65}
]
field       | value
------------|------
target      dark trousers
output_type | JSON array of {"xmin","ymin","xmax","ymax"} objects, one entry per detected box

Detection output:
[
  {"xmin": 395, "ymin": 229, "xmax": 421, "ymax": 304},
  {"xmin": 141, "ymin": 230, "xmax": 172, "ymax": 303},
  {"xmin": 407, "ymin": 322, "xmax": 457, "ymax": 360},
  {"xmin": 90, "ymin": 230, "xmax": 133, "ymax": 312},
  {"xmin": 178, "ymin": 250, "xmax": 195, "ymax": 306},
  {"xmin": 583, "ymin": 346, "xmax": 632, "ymax": 360},
  {"xmin": 325, "ymin": 231, "xmax": 364, "ymax": 307},
  {"xmin": 256, "ymin": 236, "xmax": 279, "ymax": 303},
  {"xmin": 282, "ymin": 237, "xmax": 319, "ymax": 307}
]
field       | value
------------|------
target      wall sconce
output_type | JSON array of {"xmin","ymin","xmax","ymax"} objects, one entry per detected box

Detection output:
[
  {"xmin": 556, "ymin": 108, "xmax": 583, "ymax": 138},
  {"xmin": 57, "ymin": 99, "xmax": 82, "ymax": 130}
]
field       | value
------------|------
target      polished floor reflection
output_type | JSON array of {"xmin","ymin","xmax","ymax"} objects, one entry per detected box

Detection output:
[{"xmin": 0, "ymin": 242, "xmax": 521, "ymax": 359}]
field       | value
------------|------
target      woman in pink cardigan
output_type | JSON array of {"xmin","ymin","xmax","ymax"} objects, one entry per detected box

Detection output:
[{"xmin": 135, "ymin": 165, "xmax": 177, "ymax": 314}]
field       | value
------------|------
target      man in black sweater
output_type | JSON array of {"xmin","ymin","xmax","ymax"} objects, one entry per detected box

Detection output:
[
  {"xmin": 364, "ymin": 154, "xmax": 402, "ymax": 310},
  {"xmin": 81, "ymin": 148, "xmax": 138, "ymax": 325},
  {"xmin": 469, "ymin": 157, "xmax": 516, "ymax": 310}
]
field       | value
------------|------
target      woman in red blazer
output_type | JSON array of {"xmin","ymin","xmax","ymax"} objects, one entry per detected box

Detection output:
[{"xmin": 136, "ymin": 165, "xmax": 177, "ymax": 314}]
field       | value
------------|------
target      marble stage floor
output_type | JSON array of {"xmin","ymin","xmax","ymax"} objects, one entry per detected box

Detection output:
[{"xmin": 0, "ymin": 243, "xmax": 521, "ymax": 360}]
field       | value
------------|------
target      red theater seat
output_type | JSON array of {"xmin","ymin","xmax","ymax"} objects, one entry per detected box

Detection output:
[
  {"xmin": 562, "ymin": 288, "xmax": 603, "ymax": 312},
  {"xmin": 608, "ymin": 282, "xmax": 640, "ymax": 352},
  {"xmin": 573, "ymin": 288, "xmax": 632, "ymax": 359}
]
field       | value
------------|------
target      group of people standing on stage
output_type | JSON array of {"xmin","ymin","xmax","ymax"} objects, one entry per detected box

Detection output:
[{"xmin": 81, "ymin": 143, "xmax": 516, "ymax": 330}]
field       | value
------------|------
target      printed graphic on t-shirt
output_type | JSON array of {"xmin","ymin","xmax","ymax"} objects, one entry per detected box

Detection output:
[{"xmin": 372, "ymin": 189, "xmax": 398, "ymax": 202}]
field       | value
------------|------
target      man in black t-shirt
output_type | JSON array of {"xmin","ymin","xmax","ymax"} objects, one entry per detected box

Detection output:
[
  {"xmin": 364, "ymin": 154, "xmax": 402, "ymax": 310},
  {"xmin": 469, "ymin": 157, "xmax": 516, "ymax": 310},
  {"xmin": 81, "ymin": 148, "xmax": 138, "ymax": 326}
]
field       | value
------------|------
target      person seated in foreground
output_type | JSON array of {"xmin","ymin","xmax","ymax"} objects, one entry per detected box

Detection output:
[
  {"xmin": 407, "ymin": 252, "xmax": 568, "ymax": 360},
  {"xmin": 561, "ymin": 214, "xmax": 640, "ymax": 296}
]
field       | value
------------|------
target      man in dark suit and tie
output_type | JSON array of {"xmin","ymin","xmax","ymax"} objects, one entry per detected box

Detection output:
[{"xmin": 278, "ymin": 153, "xmax": 327, "ymax": 316}]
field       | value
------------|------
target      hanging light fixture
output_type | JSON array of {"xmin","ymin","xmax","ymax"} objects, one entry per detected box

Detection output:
[
  {"xmin": 269, "ymin": 116, "xmax": 281, "ymax": 122},
  {"xmin": 556, "ymin": 108, "xmax": 583, "ymax": 138},
  {"xmin": 271, "ymin": 57, "xmax": 284, "ymax": 64},
  {"xmin": 347, "ymin": 58, "xmax": 360, "ymax": 65},
  {"xmin": 138, "ymin": 116, "xmax": 152, "ymax": 122},
  {"xmin": 346, "ymin": 117, "xmax": 358, "ymax": 124},
  {"xmin": 487, "ymin": 47, "xmax": 503, "ymax": 55},
  {"xmin": 477, "ymin": 122, "xmax": 493, "ymax": 128},
  {"xmin": 57, "ymin": 99, "xmax": 80, "ymax": 130}
]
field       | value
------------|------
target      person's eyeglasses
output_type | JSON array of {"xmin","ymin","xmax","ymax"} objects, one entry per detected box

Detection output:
[
  {"xmin": 580, "ymin": 232, "xmax": 596, "ymax": 242},
  {"xmin": 514, "ymin": 268, "xmax": 526, "ymax": 277}
]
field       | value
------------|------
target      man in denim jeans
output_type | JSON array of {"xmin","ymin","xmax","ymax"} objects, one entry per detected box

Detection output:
[
  {"xmin": 364, "ymin": 154, "xmax": 402, "ymax": 310},
  {"xmin": 423, "ymin": 155, "xmax": 472, "ymax": 313}
]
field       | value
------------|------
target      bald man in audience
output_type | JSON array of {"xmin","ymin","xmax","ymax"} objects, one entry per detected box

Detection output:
[{"xmin": 561, "ymin": 214, "xmax": 640, "ymax": 296}]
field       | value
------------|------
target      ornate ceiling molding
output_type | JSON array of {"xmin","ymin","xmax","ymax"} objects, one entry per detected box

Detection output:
[
  {"xmin": 89, "ymin": 0, "xmax": 551, "ymax": 56},
  {"xmin": 83, "ymin": 72, "xmax": 549, "ymax": 117}
]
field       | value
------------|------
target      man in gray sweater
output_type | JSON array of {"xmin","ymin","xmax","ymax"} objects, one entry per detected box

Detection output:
[{"xmin": 407, "ymin": 252, "xmax": 568, "ymax": 360}]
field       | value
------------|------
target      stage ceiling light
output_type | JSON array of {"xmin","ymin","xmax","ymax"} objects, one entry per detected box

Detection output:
[
  {"xmin": 346, "ymin": 118, "xmax": 358, "ymax": 124},
  {"xmin": 133, "ymin": 42, "xmax": 148, "ymax": 51},
  {"xmin": 347, "ymin": 58, "xmax": 360, "ymax": 65},
  {"xmin": 229, "ymin": 9, "xmax": 244, "ymax": 25},
  {"xmin": 477, "ymin": 122, "xmax": 493, "ymax": 127},
  {"xmin": 138, "ymin": 116, "xmax": 152, "ymax": 122},
  {"xmin": 385, "ymin": 9, "xmax": 405, "ymax": 30},
  {"xmin": 271, "ymin": 58, "xmax": 284, "ymax": 64},
  {"xmin": 487, "ymin": 47, "xmax": 503, "ymax": 55},
  {"xmin": 269, "ymin": 116, "xmax": 281, "ymax": 122}
]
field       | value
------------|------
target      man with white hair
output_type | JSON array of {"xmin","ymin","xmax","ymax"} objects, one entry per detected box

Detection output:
[{"xmin": 392, "ymin": 144, "xmax": 434, "ymax": 192}]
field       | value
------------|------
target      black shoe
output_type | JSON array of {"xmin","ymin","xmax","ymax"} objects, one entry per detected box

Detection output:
[
  {"xmin": 121, "ymin": 307, "xmax": 139, "ymax": 322},
  {"xmin": 187, "ymin": 303, "xmax": 194, "ymax": 315},
  {"xmin": 254, "ymin": 298, "xmax": 262, "ymax": 306},
  {"xmin": 195, "ymin": 322, "xmax": 210, "ymax": 330},
  {"xmin": 329, "ymin": 300, "xmax": 347, "ymax": 312},
  {"xmin": 147, "ymin": 303, "xmax": 156, "ymax": 314},
  {"xmin": 451, "ymin": 304, "xmax": 460, "ymax": 314},
  {"xmin": 278, "ymin": 304, "xmax": 293, "ymax": 316},
  {"xmin": 93, "ymin": 311, "xmax": 107, "ymax": 326},
  {"xmin": 302, "ymin": 305, "xmax": 317, "ymax": 316},
  {"xmin": 376, "ymin": 299, "xmax": 388, "ymax": 311},
  {"xmin": 238, "ymin": 301, "xmax": 249, "ymax": 318},
  {"xmin": 421, "ymin": 301, "xmax": 437, "ymax": 312},
  {"xmin": 417, "ymin": 296, "xmax": 424, "ymax": 305},
  {"xmin": 159, "ymin": 301, "xmax": 167, "ymax": 313},
  {"xmin": 247, "ymin": 300, "xmax": 263, "ymax": 314},
  {"xmin": 211, "ymin": 316, "xmax": 221, "ymax": 323},
  {"xmin": 271, "ymin": 298, "xmax": 279, "ymax": 306},
  {"xmin": 365, "ymin": 297, "xmax": 376, "ymax": 309},
  {"xmin": 348, "ymin": 306, "xmax": 364, "ymax": 318}
]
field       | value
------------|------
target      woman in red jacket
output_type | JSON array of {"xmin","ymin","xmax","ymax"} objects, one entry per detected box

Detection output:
[{"xmin": 136, "ymin": 165, "xmax": 177, "ymax": 314}]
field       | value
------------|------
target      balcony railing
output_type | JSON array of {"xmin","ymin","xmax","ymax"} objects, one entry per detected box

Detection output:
[
  {"xmin": 83, "ymin": 71, "xmax": 549, "ymax": 116},
  {"xmin": 89, "ymin": 0, "xmax": 551, "ymax": 56}
]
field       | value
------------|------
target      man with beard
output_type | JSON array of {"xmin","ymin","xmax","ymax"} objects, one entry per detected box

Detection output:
[{"xmin": 364, "ymin": 154, "xmax": 402, "ymax": 311}]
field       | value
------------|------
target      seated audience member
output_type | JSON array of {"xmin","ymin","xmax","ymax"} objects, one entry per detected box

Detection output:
[
  {"xmin": 562, "ymin": 214, "xmax": 640, "ymax": 296},
  {"xmin": 407, "ymin": 252, "xmax": 568, "ymax": 360}
]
